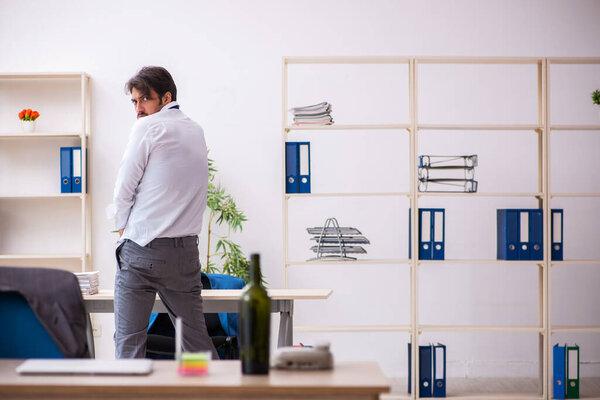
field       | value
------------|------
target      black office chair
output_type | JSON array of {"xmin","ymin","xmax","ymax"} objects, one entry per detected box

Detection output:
[
  {"xmin": 0, "ymin": 266, "xmax": 94, "ymax": 358},
  {"xmin": 146, "ymin": 273, "xmax": 243, "ymax": 360}
]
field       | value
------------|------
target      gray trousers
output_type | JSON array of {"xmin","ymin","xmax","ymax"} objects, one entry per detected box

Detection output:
[{"xmin": 114, "ymin": 236, "xmax": 218, "ymax": 359}]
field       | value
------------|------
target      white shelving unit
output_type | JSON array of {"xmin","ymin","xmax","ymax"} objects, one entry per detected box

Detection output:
[
  {"xmin": 0, "ymin": 72, "xmax": 91, "ymax": 272},
  {"xmin": 282, "ymin": 57, "xmax": 599, "ymax": 399}
]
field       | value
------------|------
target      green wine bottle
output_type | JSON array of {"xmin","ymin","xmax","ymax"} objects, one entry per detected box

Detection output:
[{"xmin": 239, "ymin": 253, "xmax": 271, "ymax": 374}]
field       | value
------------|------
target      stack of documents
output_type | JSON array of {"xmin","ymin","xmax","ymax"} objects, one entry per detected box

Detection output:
[
  {"xmin": 418, "ymin": 155, "xmax": 478, "ymax": 193},
  {"xmin": 307, "ymin": 217, "xmax": 369, "ymax": 261},
  {"xmin": 74, "ymin": 271, "xmax": 99, "ymax": 295},
  {"xmin": 289, "ymin": 102, "xmax": 334, "ymax": 126}
]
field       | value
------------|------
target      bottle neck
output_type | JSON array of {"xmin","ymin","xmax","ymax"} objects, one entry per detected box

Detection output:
[{"xmin": 249, "ymin": 254, "xmax": 261, "ymax": 285}]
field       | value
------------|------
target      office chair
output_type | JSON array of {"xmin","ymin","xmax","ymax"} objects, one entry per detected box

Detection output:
[
  {"xmin": 0, "ymin": 267, "xmax": 94, "ymax": 358},
  {"xmin": 146, "ymin": 272, "xmax": 245, "ymax": 360}
]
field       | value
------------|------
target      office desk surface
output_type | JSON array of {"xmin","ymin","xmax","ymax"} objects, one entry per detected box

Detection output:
[
  {"xmin": 0, "ymin": 360, "xmax": 390, "ymax": 400},
  {"xmin": 84, "ymin": 289, "xmax": 333, "ymax": 348},
  {"xmin": 86, "ymin": 288, "xmax": 333, "ymax": 301}
]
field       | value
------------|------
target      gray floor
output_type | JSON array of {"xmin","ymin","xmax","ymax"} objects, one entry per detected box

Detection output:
[{"xmin": 384, "ymin": 377, "xmax": 600, "ymax": 398}]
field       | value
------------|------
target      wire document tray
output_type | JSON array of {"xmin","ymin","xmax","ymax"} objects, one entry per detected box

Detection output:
[{"xmin": 307, "ymin": 217, "xmax": 370, "ymax": 261}]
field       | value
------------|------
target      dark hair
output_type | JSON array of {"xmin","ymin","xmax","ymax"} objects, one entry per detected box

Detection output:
[{"xmin": 125, "ymin": 66, "xmax": 177, "ymax": 102}]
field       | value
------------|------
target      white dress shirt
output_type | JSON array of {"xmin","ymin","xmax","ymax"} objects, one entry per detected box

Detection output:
[{"xmin": 113, "ymin": 101, "xmax": 208, "ymax": 247}]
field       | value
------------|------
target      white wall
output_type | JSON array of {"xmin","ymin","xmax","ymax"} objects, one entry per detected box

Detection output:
[{"xmin": 1, "ymin": 0, "xmax": 599, "ymax": 379}]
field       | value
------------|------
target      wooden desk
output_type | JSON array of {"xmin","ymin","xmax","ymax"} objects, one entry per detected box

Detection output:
[
  {"xmin": 84, "ymin": 289, "xmax": 332, "ymax": 347},
  {"xmin": 0, "ymin": 359, "xmax": 390, "ymax": 400}
]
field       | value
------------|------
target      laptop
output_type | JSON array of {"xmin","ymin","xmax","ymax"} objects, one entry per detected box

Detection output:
[{"xmin": 16, "ymin": 359, "xmax": 153, "ymax": 375}]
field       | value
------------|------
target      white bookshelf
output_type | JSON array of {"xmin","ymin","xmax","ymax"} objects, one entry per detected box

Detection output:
[
  {"xmin": 282, "ymin": 57, "xmax": 599, "ymax": 399},
  {"xmin": 0, "ymin": 72, "xmax": 91, "ymax": 272}
]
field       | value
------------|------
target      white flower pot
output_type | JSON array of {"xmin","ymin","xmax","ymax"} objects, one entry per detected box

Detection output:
[{"xmin": 21, "ymin": 120, "xmax": 36, "ymax": 133}]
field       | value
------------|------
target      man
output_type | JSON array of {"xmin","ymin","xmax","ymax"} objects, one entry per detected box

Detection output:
[{"xmin": 113, "ymin": 66, "xmax": 217, "ymax": 359}]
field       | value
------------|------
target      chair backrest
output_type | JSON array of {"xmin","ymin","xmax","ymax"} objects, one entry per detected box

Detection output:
[
  {"xmin": 0, "ymin": 291, "xmax": 63, "ymax": 358},
  {"xmin": 0, "ymin": 266, "xmax": 92, "ymax": 358}
]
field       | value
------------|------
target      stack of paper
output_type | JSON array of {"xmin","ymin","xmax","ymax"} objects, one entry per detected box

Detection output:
[
  {"xmin": 289, "ymin": 102, "xmax": 334, "ymax": 126},
  {"xmin": 74, "ymin": 271, "xmax": 99, "ymax": 295}
]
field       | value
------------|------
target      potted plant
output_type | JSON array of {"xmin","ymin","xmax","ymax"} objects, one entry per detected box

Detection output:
[
  {"xmin": 204, "ymin": 155, "xmax": 251, "ymax": 282},
  {"xmin": 18, "ymin": 108, "xmax": 40, "ymax": 133},
  {"xmin": 592, "ymin": 89, "xmax": 600, "ymax": 119}
]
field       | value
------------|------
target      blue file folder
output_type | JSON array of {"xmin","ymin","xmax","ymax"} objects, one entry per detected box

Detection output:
[
  {"xmin": 498, "ymin": 209, "xmax": 544, "ymax": 261},
  {"xmin": 410, "ymin": 209, "xmax": 445, "ymax": 260},
  {"xmin": 551, "ymin": 209, "xmax": 564, "ymax": 261},
  {"xmin": 419, "ymin": 345, "xmax": 432, "ymax": 397},
  {"xmin": 553, "ymin": 344, "xmax": 566, "ymax": 399},
  {"xmin": 71, "ymin": 147, "xmax": 82, "ymax": 193},
  {"xmin": 529, "ymin": 209, "xmax": 543, "ymax": 260},
  {"xmin": 419, "ymin": 209, "xmax": 433, "ymax": 260},
  {"xmin": 285, "ymin": 142, "xmax": 299, "ymax": 193},
  {"xmin": 60, "ymin": 147, "xmax": 72, "ymax": 193},
  {"xmin": 432, "ymin": 210, "xmax": 445, "ymax": 260},
  {"xmin": 408, "ymin": 342, "xmax": 412, "ymax": 394},
  {"xmin": 518, "ymin": 210, "xmax": 531, "ymax": 260},
  {"xmin": 497, "ymin": 209, "xmax": 519, "ymax": 260},
  {"xmin": 298, "ymin": 142, "xmax": 311, "ymax": 193},
  {"xmin": 433, "ymin": 343, "xmax": 446, "ymax": 397}
]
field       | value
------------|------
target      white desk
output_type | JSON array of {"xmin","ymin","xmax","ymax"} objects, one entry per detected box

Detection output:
[
  {"xmin": 0, "ymin": 359, "xmax": 390, "ymax": 400},
  {"xmin": 84, "ymin": 289, "xmax": 332, "ymax": 347}
]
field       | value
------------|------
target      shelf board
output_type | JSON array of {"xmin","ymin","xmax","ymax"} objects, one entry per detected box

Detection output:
[
  {"xmin": 294, "ymin": 325, "xmax": 411, "ymax": 333},
  {"xmin": 419, "ymin": 259, "xmax": 543, "ymax": 265},
  {"xmin": 417, "ymin": 124, "xmax": 542, "ymax": 131},
  {"xmin": 287, "ymin": 259, "xmax": 411, "ymax": 266},
  {"xmin": 551, "ymin": 260, "xmax": 600, "ymax": 265},
  {"xmin": 285, "ymin": 124, "xmax": 410, "ymax": 131},
  {"xmin": 286, "ymin": 192, "xmax": 410, "ymax": 198},
  {"xmin": 284, "ymin": 56, "xmax": 411, "ymax": 64},
  {"xmin": 0, "ymin": 132, "xmax": 86, "ymax": 138},
  {"xmin": 551, "ymin": 193, "xmax": 600, "ymax": 198},
  {"xmin": 439, "ymin": 394, "xmax": 543, "ymax": 400},
  {"xmin": 0, "ymin": 254, "xmax": 86, "ymax": 260},
  {"xmin": 0, "ymin": 72, "xmax": 88, "ymax": 79},
  {"xmin": 416, "ymin": 56, "xmax": 544, "ymax": 64},
  {"xmin": 548, "ymin": 57, "xmax": 600, "ymax": 64},
  {"xmin": 418, "ymin": 325, "xmax": 543, "ymax": 333},
  {"xmin": 550, "ymin": 125, "xmax": 600, "ymax": 131},
  {"xmin": 0, "ymin": 193, "xmax": 84, "ymax": 199},
  {"xmin": 418, "ymin": 192, "xmax": 543, "ymax": 198},
  {"xmin": 551, "ymin": 326, "xmax": 600, "ymax": 334}
]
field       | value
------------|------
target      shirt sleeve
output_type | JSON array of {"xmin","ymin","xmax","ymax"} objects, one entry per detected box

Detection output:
[{"xmin": 113, "ymin": 121, "xmax": 154, "ymax": 231}]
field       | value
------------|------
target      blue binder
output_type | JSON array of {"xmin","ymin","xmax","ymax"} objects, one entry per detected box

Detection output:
[
  {"xmin": 553, "ymin": 344, "xmax": 566, "ymax": 399},
  {"xmin": 432, "ymin": 210, "xmax": 445, "ymax": 260},
  {"xmin": 408, "ymin": 342, "xmax": 412, "ymax": 394},
  {"xmin": 298, "ymin": 142, "xmax": 311, "ymax": 193},
  {"xmin": 71, "ymin": 147, "xmax": 82, "ymax": 193},
  {"xmin": 529, "ymin": 209, "xmax": 543, "ymax": 260},
  {"xmin": 60, "ymin": 147, "xmax": 72, "ymax": 193},
  {"xmin": 551, "ymin": 209, "xmax": 564, "ymax": 261},
  {"xmin": 497, "ymin": 209, "xmax": 519, "ymax": 260},
  {"xmin": 285, "ymin": 142, "xmax": 299, "ymax": 193},
  {"xmin": 419, "ymin": 345, "xmax": 432, "ymax": 397},
  {"xmin": 518, "ymin": 210, "xmax": 531, "ymax": 260},
  {"xmin": 433, "ymin": 343, "xmax": 446, "ymax": 397},
  {"xmin": 419, "ymin": 209, "xmax": 433, "ymax": 260}
]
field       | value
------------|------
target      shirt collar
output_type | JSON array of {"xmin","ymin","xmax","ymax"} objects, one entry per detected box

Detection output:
[{"xmin": 159, "ymin": 101, "xmax": 180, "ymax": 113}]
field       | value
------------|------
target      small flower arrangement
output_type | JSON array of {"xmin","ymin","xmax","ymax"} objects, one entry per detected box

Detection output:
[
  {"xmin": 19, "ymin": 109, "xmax": 40, "ymax": 133},
  {"xmin": 18, "ymin": 108, "xmax": 40, "ymax": 121}
]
